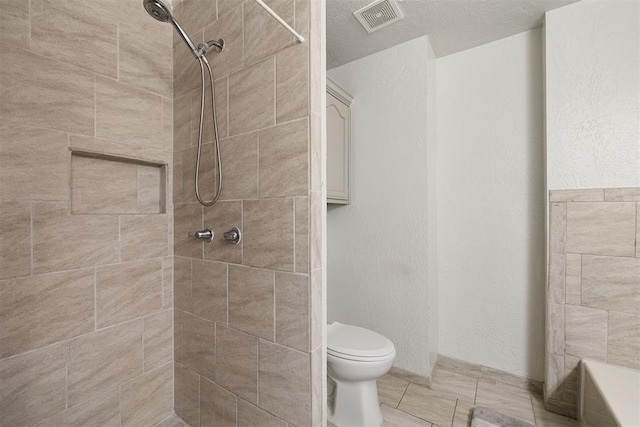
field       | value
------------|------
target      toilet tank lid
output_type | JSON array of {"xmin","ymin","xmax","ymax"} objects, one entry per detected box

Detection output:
[{"xmin": 327, "ymin": 322, "xmax": 395, "ymax": 358}]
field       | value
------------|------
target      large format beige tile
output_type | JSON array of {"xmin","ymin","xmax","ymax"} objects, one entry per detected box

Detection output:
[
  {"xmin": 581, "ymin": 255, "xmax": 640, "ymax": 314},
  {"xmin": 565, "ymin": 305, "xmax": 607, "ymax": 361},
  {"xmin": 121, "ymin": 214, "xmax": 169, "ymax": 261},
  {"xmin": 228, "ymin": 57, "xmax": 275, "ymax": 135},
  {"xmin": 121, "ymin": 363, "xmax": 173, "ymax": 427},
  {"xmin": 295, "ymin": 0, "xmax": 310, "ymax": 38},
  {"xmin": 67, "ymin": 319, "xmax": 143, "ymax": 406},
  {"xmin": 243, "ymin": 198, "xmax": 295, "ymax": 271},
  {"xmin": 0, "ymin": 125, "xmax": 69, "ymax": 200},
  {"xmin": 174, "ymin": 203, "xmax": 203, "ymax": 258},
  {"xmin": 259, "ymin": 340, "xmax": 311, "ymax": 426},
  {"xmin": 0, "ymin": 0, "xmax": 29, "ymax": 48},
  {"xmin": 174, "ymin": 256, "xmax": 193, "ymax": 313},
  {"xmin": 35, "ymin": 387, "xmax": 120, "ymax": 427},
  {"xmin": 382, "ymin": 404, "xmax": 432, "ymax": 427},
  {"xmin": 452, "ymin": 400, "xmax": 475, "ymax": 427},
  {"xmin": 295, "ymin": 197, "xmax": 310, "ymax": 273},
  {"xmin": 243, "ymin": 0, "xmax": 294, "ymax": 65},
  {"xmin": 71, "ymin": 155, "xmax": 138, "ymax": 214},
  {"xmin": 310, "ymin": 191, "xmax": 322, "ymax": 269},
  {"xmin": 258, "ymin": 118, "xmax": 309, "ymax": 197},
  {"xmin": 549, "ymin": 203, "xmax": 566, "ymax": 254},
  {"xmin": 0, "ymin": 342, "xmax": 66, "ymax": 426},
  {"xmin": 174, "ymin": 309, "xmax": 185, "ymax": 364},
  {"xmin": 398, "ymin": 383, "xmax": 457, "ymax": 427},
  {"xmin": 310, "ymin": 111, "xmax": 322, "ymax": 191},
  {"xmin": 608, "ymin": 311, "xmax": 640, "ymax": 369},
  {"xmin": 565, "ymin": 254, "xmax": 581, "ymax": 306},
  {"xmin": 474, "ymin": 379, "xmax": 535, "ymax": 425},
  {"xmin": 218, "ymin": 132, "xmax": 259, "ymax": 200},
  {"xmin": 182, "ymin": 312, "xmax": 215, "ymax": 380},
  {"xmin": 175, "ymin": 363, "xmax": 200, "ymax": 427},
  {"xmin": 550, "ymin": 189, "xmax": 604, "ymax": 202},
  {"xmin": 143, "ymin": 309, "xmax": 173, "ymax": 372},
  {"xmin": 377, "ymin": 373, "xmax": 410, "ymax": 408},
  {"xmin": 95, "ymin": 76, "xmax": 163, "ymax": 148},
  {"xmin": 30, "ymin": 0, "xmax": 118, "ymax": 77},
  {"xmin": 163, "ymin": 98, "xmax": 174, "ymax": 151},
  {"xmin": 237, "ymin": 399, "xmax": 287, "ymax": 427},
  {"xmin": 174, "ymin": 93, "xmax": 193, "ymax": 153},
  {"xmin": 430, "ymin": 368, "xmax": 478, "ymax": 402},
  {"xmin": 275, "ymin": 272, "xmax": 309, "ymax": 352},
  {"xmin": 33, "ymin": 202, "xmax": 119, "ymax": 274},
  {"xmin": 566, "ymin": 202, "xmax": 636, "ymax": 257},
  {"xmin": 548, "ymin": 253, "xmax": 565, "ymax": 305},
  {"xmin": 215, "ymin": 324, "xmax": 258, "ymax": 404},
  {"xmin": 96, "ymin": 259, "xmax": 163, "ymax": 328},
  {"xmin": 229, "ymin": 265, "xmax": 275, "ymax": 340},
  {"xmin": 545, "ymin": 353, "xmax": 564, "ymax": 400},
  {"xmin": 181, "ymin": 0, "xmax": 217, "ymax": 35},
  {"xmin": 191, "ymin": 259, "xmax": 228, "ymax": 322},
  {"xmin": 204, "ymin": 6, "xmax": 243, "ymax": 78},
  {"xmin": 548, "ymin": 303, "xmax": 565, "ymax": 355},
  {"xmin": 137, "ymin": 164, "xmax": 164, "ymax": 213},
  {"xmin": 311, "ymin": 346, "xmax": 323, "ymax": 426},
  {"xmin": 0, "ymin": 269, "xmax": 94, "ymax": 358},
  {"xmin": 173, "ymin": 26, "xmax": 202, "ymax": 97},
  {"xmin": 119, "ymin": 22, "xmax": 173, "ymax": 98},
  {"xmin": 276, "ymin": 43, "xmax": 309, "ymax": 123},
  {"xmin": 0, "ymin": 45, "xmax": 94, "ymax": 134},
  {"xmin": 310, "ymin": 268, "xmax": 322, "ymax": 350},
  {"xmin": 200, "ymin": 376, "xmax": 237, "ymax": 427},
  {"xmin": 155, "ymin": 414, "xmax": 190, "ymax": 427},
  {"xmin": 604, "ymin": 187, "xmax": 640, "ymax": 201},
  {"xmin": 203, "ymin": 201, "xmax": 243, "ymax": 264},
  {"xmin": 0, "ymin": 200, "xmax": 30, "ymax": 279},
  {"xmin": 190, "ymin": 77, "xmax": 228, "ymax": 145}
]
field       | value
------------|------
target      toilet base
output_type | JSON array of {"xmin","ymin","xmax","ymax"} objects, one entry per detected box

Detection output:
[{"xmin": 328, "ymin": 377, "xmax": 383, "ymax": 427}]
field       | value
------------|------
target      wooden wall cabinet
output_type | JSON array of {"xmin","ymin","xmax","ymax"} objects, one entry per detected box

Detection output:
[{"xmin": 326, "ymin": 78, "xmax": 353, "ymax": 204}]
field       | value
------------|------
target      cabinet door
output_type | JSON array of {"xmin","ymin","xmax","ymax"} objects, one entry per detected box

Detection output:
[{"xmin": 326, "ymin": 91, "xmax": 350, "ymax": 204}]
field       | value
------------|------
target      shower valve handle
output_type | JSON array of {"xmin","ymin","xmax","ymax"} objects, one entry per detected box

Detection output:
[
  {"xmin": 223, "ymin": 227, "xmax": 241, "ymax": 245},
  {"xmin": 188, "ymin": 228, "xmax": 213, "ymax": 242}
]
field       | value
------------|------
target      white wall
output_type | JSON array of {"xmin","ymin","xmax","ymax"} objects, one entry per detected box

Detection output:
[
  {"xmin": 327, "ymin": 36, "xmax": 438, "ymax": 377},
  {"xmin": 546, "ymin": 0, "xmax": 640, "ymax": 190},
  {"xmin": 437, "ymin": 30, "xmax": 546, "ymax": 380}
]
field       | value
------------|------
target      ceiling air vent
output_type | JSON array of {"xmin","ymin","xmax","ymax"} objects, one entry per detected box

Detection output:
[{"xmin": 353, "ymin": 0, "xmax": 404, "ymax": 33}]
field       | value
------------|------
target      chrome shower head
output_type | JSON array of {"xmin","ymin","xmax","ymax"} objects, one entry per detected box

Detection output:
[{"xmin": 143, "ymin": 0, "xmax": 172, "ymax": 23}]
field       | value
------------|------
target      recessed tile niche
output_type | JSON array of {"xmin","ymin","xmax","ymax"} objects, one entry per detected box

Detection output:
[{"xmin": 71, "ymin": 151, "xmax": 166, "ymax": 214}]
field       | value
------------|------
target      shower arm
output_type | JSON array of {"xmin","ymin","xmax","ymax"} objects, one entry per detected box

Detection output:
[{"xmin": 255, "ymin": 0, "xmax": 305, "ymax": 43}]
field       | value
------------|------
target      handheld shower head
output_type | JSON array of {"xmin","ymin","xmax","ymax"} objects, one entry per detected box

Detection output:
[{"xmin": 143, "ymin": 0, "xmax": 172, "ymax": 22}]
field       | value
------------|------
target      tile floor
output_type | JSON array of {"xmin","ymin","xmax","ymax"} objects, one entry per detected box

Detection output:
[{"xmin": 373, "ymin": 368, "xmax": 580, "ymax": 427}]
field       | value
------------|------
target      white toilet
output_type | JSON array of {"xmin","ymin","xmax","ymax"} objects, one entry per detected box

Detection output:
[{"xmin": 327, "ymin": 322, "xmax": 396, "ymax": 427}]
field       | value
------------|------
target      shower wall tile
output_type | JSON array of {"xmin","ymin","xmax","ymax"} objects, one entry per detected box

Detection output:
[
  {"xmin": 174, "ymin": 202, "xmax": 204, "ymax": 258},
  {"xmin": 295, "ymin": 0, "xmax": 311, "ymax": 39},
  {"xmin": 310, "ymin": 268, "xmax": 322, "ymax": 351},
  {"xmin": 203, "ymin": 201, "xmax": 243, "ymax": 264},
  {"xmin": 0, "ymin": 0, "xmax": 30, "ymax": 48},
  {"xmin": 163, "ymin": 97, "xmax": 174, "ymax": 151},
  {"xmin": 182, "ymin": 312, "xmax": 215, "ymax": 379},
  {"xmin": 218, "ymin": 132, "xmax": 259, "ymax": 200},
  {"xmin": 116, "ymin": 0, "xmax": 173, "ymax": 47},
  {"xmin": 95, "ymin": 76, "xmax": 163, "ymax": 148},
  {"xmin": 0, "ymin": 200, "xmax": 31, "ymax": 280},
  {"xmin": 0, "ymin": 45, "xmax": 94, "ymax": 135},
  {"xmin": 229, "ymin": 265, "xmax": 275, "ymax": 340},
  {"xmin": 175, "ymin": 363, "xmax": 200, "ymax": 427},
  {"xmin": 204, "ymin": 6, "xmax": 244, "ymax": 78},
  {"xmin": 228, "ymin": 57, "xmax": 276, "ymax": 136},
  {"xmin": 258, "ymin": 118, "xmax": 309, "ymax": 197},
  {"xmin": 34, "ymin": 387, "xmax": 120, "ymax": 427},
  {"xmin": 174, "ymin": 309, "xmax": 185, "ymax": 364},
  {"xmin": 295, "ymin": 197, "xmax": 310, "ymax": 273},
  {"xmin": 67, "ymin": 319, "xmax": 143, "ymax": 406},
  {"xmin": 0, "ymin": 342, "xmax": 67, "ymax": 427},
  {"xmin": 119, "ymin": 22, "xmax": 173, "ymax": 98},
  {"xmin": 137, "ymin": 164, "xmax": 163, "ymax": 213},
  {"xmin": 120, "ymin": 362, "xmax": 173, "ymax": 427},
  {"xmin": 310, "ymin": 111, "xmax": 322, "ymax": 191},
  {"xmin": 30, "ymin": 0, "xmax": 118, "ymax": 78},
  {"xmin": 174, "ymin": 93, "xmax": 193, "ymax": 152},
  {"xmin": 191, "ymin": 259, "xmax": 228, "ymax": 322},
  {"xmin": 200, "ymin": 376, "xmax": 238, "ymax": 427},
  {"xmin": 68, "ymin": 134, "xmax": 145, "ymax": 159},
  {"xmin": 174, "ymin": 256, "xmax": 193, "ymax": 313},
  {"xmin": 258, "ymin": 340, "xmax": 311, "ymax": 426},
  {"xmin": 604, "ymin": 187, "xmax": 640, "ymax": 201},
  {"xmin": 581, "ymin": 255, "xmax": 640, "ymax": 314},
  {"xmin": 217, "ymin": 0, "xmax": 238, "ymax": 19},
  {"xmin": 143, "ymin": 309, "xmax": 174, "ymax": 372},
  {"xmin": 182, "ymin": 143, "xmax": 220, "ymax": 205},
  {"xmin": 564, "ymin": 305, "xmax": 607, "ymax": 361},
  {"xmin": 547, "ymin": 304, "xmax": 564, "ymax": 355},
  {"xmin": 237, "ymin": 399, "xmax": 287, "ymax": 427},
  {"xmin": 121, "ymin": 214, "xmax": 169, "ymax": 261},
  {"xmin": 549, "ymin": 202, "xmax": 566, "ymax": 254},
  {"xmin": 565, "ymin": 254, "xmax": 581, "ymax": 306},
  {"xmin": 181, "ymin": 0, "xmax": 218, "ymax": 36},
  {"xmin": 0, "ymin": 269, "xmax": 94, "ymax": 358},
  {"xmin": 549, "ymin": 189, "xmax": 604, "ymax": 202},
  {"xmin": 190, "ymin": 77, "xmax": 228, "ymax": 144},
  {"xmin": 548, "ymin": 253, "xmax": 565, "ymax": 305},
  {"xmin": 173, "ymin": 27, "xmax": 202, "ymax": 97},
  {"xmin": 243, "ymin": 0, "xmax": 294, "ymax": 65},
  {"xmin": 96, "ymin": 258, "xmax": 163, "ymax": 328},
  {"xmin": 33, "ymin": 202, "xmax": 119, "ymax": 274},
  {"xmin": 275, "ymin": 272, "xmax": 309, "ymax": 352},
  {"xmin": 0, "ymin": 125, "xmax": 69, "ymax": 201},
  {"xmin": 276, "ymin": 43, "xmax": 309, "ymax": 123},
  {"xmin": 565, "ymin": 202, "xmax": 636, "ymax": 257},
  {"xmin": 607, "ymin": 311, "xmax": 640, "ymax": 369},
  {"xmin": 243, "ymin": 198, "xmax": 295, "ymax": 271},
  {"xmin": 214, "ymin": 324, "xmax": 258, "ymax": 404},
  {"xmin": 310, "ymin": 191, "xmax": 322, "ymax": 270}
]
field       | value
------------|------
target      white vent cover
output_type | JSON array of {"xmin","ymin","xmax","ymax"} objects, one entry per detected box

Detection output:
[{"xmin": 353, "ymin": 0, "xmax": 404, "ymax": 33}]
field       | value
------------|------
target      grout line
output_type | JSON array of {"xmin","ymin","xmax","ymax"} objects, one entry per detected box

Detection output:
[
  {"xmin": 451, "ymin": 399, "xmax": 459, "ymax": 427},
  {"xmin": 396, "ymin": 381, "xmax": 410, "ymax": 409}
]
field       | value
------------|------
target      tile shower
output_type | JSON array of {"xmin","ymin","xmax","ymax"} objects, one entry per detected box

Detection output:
[
  {"xmin": 0, "ymin": 0, "xmax": 325, "ymax": 426},
  {"xmin": 545, "ymin": 188, "xmax": 640, "ymax": 417}
]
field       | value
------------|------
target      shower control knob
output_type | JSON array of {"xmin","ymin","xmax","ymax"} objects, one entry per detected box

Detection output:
[
  {"xmin": 223, "ymin": 227, "xmax": 241, "ymax": 244},
  {"xmin": 188, "ymin": 228, "xmax": 213, "ymax": 242}
]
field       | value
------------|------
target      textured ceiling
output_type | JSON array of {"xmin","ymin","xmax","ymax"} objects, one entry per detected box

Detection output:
[{"xmin": 327, "ymin": 0, "xmax": 580, "ymax": 68}]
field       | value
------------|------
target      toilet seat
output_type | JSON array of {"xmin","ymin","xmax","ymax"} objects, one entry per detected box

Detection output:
[{"xmin": 327, "ymin": 322, "xmax": 395, "ymax": 361}]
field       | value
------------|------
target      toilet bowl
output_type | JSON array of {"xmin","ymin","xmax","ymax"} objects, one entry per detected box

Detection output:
[{"xmin": 327, "ymin": 322, "xmax": 396, "ymax": 427}]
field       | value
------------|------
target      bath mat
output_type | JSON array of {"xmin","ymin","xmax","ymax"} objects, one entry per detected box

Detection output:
[{"xmin": 470, "ymin": 407, "xmax": 534, "ymax": 427}]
